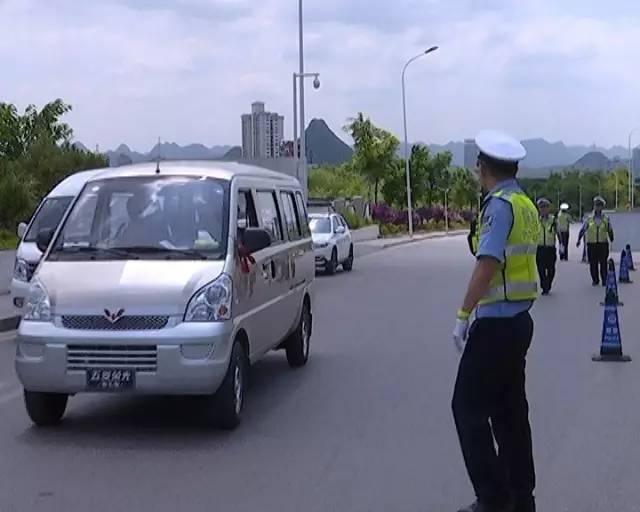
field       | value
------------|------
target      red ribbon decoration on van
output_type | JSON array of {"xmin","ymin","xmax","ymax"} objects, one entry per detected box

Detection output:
[{"xmin": 238, "ymin": 244, "xmax": 256, "ymax": 274}]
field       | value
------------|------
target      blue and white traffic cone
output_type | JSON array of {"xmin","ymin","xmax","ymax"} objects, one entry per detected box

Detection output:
[
  {"xmin": 626, "ymin": 244, "xmax": 636, "ymax": 271},
  {"xmin": 593, "ymin": 260, "xmax": 632, "ymax": 362},
  {"xmin": 601, "ymin": 259, "xmax": 624, "ymax": 307},
  {"xmin": 620, "ymin": 250, "xmax": 633, "ymax": 284}
]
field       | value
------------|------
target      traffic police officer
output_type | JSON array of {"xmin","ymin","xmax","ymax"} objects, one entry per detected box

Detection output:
[
  {"xmin": 556, "ymin": 203, "xmax": 571, "ymax": 261},
  {"xmin": 453, "ymin": 130, "xmax": 539, "ymax": 512},
  {"xmin": 576, "ymin": 196, "xmax": 614, "ymax": 286},
  {"xmin": 536, "ymin": 198, "xmax": 557, "ymax": 295}
]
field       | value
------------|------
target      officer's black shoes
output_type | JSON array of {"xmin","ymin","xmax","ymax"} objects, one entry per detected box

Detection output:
[
  {"xmin": 541, "ymin": 290, "xmax": 549, "ymax": 296},
  {"xmin": 592, "ymin": 281, "xmax": 600, "ymax": 286},
  {"xmin": 457, "ymin": 499, "xmax": 515, "ymax": 512}
]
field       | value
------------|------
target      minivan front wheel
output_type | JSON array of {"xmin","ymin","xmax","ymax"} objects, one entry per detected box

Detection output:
[
  {"xmin": 342, "ymin": 245, "xmax": 354, "ymax": 271},
  {"xmin": 286, "ymin": 303, "xmax": 312, "ymax": 368},
  {"xmin": 208, "ymin": 341, "xmax": 248, "ymax": 430},
  {"xmin": 326, "ymin": 248, "xmax": 338, "ymax": 275},
  {"xmin": 24, "ymin": 390, "xmax": 68, "ymax": 426}
]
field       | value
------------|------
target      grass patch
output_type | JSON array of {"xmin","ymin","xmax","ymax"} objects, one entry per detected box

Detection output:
[{"xmin": 0, "ymin": 229, "xmax": 19, "ymax": 250}]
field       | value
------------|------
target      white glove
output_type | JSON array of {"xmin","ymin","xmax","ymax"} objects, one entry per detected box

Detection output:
[{"xmin": 452, "ymin": 316, "xmax": 470, "ymax": 354}]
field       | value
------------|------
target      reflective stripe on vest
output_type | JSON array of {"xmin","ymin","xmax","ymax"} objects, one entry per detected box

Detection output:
[
  {"xmin": 585, "ymin": 216, "xmax": 609, "ymax": 244},
  {"xmin": 538, "ymin": 215, "xmax": 556, "ymax": 247},
  {"xmin": 476, "ymin": 189, "xmax": 540, "ymax": 305},
  {"xmin": 483, "ymin": 282, "xmax": 539, "ymax": 304}
]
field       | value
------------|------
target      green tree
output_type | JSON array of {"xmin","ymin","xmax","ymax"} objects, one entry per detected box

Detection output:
[
  {"xmin": 0, "ymin": 99, "xmax": 72, "ymax": 160},
  {"xmin": 308, "ymin": 163, "xmax": 369, "ymax": 199},
  {"xmin": 343, "ymin": 113, "xmax": 399, "ymax": 203},
  {"xmin": 423, "ymin": 150, "xmax": 453, "ymax": 206},
  {"xmin": 450, "ymin": 167, "xmax": 479, "ymax": 209},
  {"xmin": 0, "ymin": 99, "xmax": 108, "ymax": 231}
]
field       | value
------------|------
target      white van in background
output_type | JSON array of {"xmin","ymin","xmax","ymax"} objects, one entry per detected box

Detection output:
[{"xmin": 11, "ymin": 169, "xmax": 106, "ymax": 314}]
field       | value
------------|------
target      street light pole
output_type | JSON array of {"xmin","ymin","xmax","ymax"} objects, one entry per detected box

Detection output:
[
  {"xmin": 293, "ymin": 73, "xmax": 298, "ymax": 170},
  {"xmin": 402, "ymin": 46, "xmax": 438, "ymax": 237},
  {"xmin": 298, "ymin": 0, "xmax": 307, "ymax": 196},
  {"xmin": 444, "ymin": 188, "xmax": 450, "ymax": 234},
  {"xmin": 628, "ymin": 127, "xmax": 640, "ymax": 209},
  {"xmin": 579, "ymin": 174, "xmax": 583, "ymax": 221}
]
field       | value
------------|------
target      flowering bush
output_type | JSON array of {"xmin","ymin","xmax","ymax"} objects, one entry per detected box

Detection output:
[{"xmin": 372, "ymin": 203, "xmax": 471, "ymax": 236}]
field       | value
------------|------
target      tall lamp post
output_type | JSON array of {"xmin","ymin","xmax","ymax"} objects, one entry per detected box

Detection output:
[
  {"xmin": 628, "ymin": 127, "xmax": 640, "ymax": 209},
  {"xmin": 402, "ymin": 46, "xmax": 439, "ymax": 237},
  {"xmin": 295, "ymin": 0, "xmax": 321, "ymax": 200},
  {"xmin": 293, "ymin": 71, "xmax": 320, "ymax": 175},
  {"xmin": 444, "ymin": 188, "xmax": 450, "ymax": 234}
]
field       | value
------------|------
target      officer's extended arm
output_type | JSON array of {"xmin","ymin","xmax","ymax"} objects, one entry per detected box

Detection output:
[
  {"xmin": 577, "ymin": 222, "xmax": 587, "ymax": 246},
  {"xmin": 460, "ymin": 257, "xmax": 500, "ymax": 313}
]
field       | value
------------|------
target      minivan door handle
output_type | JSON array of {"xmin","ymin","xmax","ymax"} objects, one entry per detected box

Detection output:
[{"xmin": 261, "ymin": 262, "xmax": 271, "ymax": 281}]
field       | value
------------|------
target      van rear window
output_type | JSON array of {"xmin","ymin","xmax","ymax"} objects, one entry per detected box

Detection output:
[{"xmin": 24, "ymin": 197, "xmax": 73, "ymax": 242}]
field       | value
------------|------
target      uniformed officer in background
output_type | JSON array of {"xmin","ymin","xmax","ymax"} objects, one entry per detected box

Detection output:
[
  {"xmin": 556, "ymin": 203, "xmax": 571, "ymax": 261},
  {"xmin": 576, "ymin": 196, "xmax": 614, "ymax": 286},
  {"xmin": 453, "ymin": 130, "xmax": 539, "ymax": 512},
  {"xmin": 535, "ymin": 198, "xmax": 557, "ymax": 295}
]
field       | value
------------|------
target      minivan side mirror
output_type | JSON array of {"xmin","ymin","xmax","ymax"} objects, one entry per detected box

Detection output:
[
  {"xmin": 241, "ymin": 228, "xmax": 271, "ymax": 254},
  {"xmin": 17, "ymin": 222, "xmax": 28, "ymax": 239},
  {"xmin": 335, "ymin": 225, "xmax": 346, "ymax": 234},
  {"xmin": 36, "ymin": 228, "xmax": 55, "ymax": 253}
]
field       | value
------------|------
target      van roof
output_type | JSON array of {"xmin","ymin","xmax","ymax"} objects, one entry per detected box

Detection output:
[
  {"xmin": 48, "ymin": 168, "xmax": 111, "ymax": 197},
  {"xmin": 85, "ymin": 161, "xmax": 301, "ymax": 186}
]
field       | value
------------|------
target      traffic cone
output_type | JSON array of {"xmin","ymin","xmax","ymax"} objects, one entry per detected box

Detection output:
[
  {"xmin": 626, "ymin": 244, "xmax": 636, "ymax": 271},
  {"xmin": 601, "ymin": 259, "xmax": 624, "ymax": 307},
  {"xmin": 620, "ymin": 249, "xmax": 633, "ymax": 284},
  {"xmin": 593, "ymin": 260, "xmax": 631, "ymax": 362}
]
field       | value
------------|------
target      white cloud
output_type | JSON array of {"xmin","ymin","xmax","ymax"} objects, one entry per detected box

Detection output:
[{"xmin": 1, "ymin": 0, "xmax": 640, "ymax": 150}]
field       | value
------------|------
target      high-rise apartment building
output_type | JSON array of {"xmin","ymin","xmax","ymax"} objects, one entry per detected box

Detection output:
[
  {"xmin": 463, "ymin": 138, "xmax": 478, "ymax": 170},
  {"xmin": 241, "ymin": 102, "xmax": 284, "ymax": 159}
]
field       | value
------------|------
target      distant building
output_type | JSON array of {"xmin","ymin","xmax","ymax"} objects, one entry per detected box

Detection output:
[
  {"xmin": 241, "ymin": 101, "xmax": 284, "ymax": 159},
  {"xmin": 463, "ymin": 138, "xmax": 478, "ymax": 170}
]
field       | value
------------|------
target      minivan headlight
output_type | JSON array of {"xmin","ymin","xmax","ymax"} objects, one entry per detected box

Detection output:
[
  {"xmin": 13, "ymin": 259, "xmax": 30, "ymax": 282},
  {"xmin": 184, "ymin": 274, "xmax": 232, "ymax": 322},
  {"xmin": 23, "ymin": 281, "xmax": 52, "ymax": 322}
]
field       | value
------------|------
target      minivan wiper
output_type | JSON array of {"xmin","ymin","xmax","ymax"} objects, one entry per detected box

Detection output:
[
  {"xmin": 115, "ymin": 246, "xmax": 210, "ymax": 260},
  {"xmin": 53, "ymin": 245, "xmax": 139, "ymax": 259}
]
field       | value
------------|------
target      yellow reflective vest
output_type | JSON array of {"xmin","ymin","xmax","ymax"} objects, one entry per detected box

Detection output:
[
  {"xmin": 557, "ymin": 211, "xmax": 570, "ymax": 232},
  {"xmin": 585, "ymin": 215, "xmax": 611, "ymax": 244},
  {"xmin": 538, "ymin": 215, "xmax": 557, "ymax": 247},
  {"xmin": 471, "ymin": 190, "xmax": 540, "ymax": 305}
]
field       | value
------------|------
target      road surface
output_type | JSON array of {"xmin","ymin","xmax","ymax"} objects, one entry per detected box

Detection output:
[{"xmin": 1, "ymin": 236, "xmax": 640, "ymax": 511}]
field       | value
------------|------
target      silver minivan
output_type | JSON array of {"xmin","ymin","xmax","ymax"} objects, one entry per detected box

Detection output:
[
  {"xmin": 11, "ymin": 169, "xmax": 107, "ymax": 315},
  {"xmin": 16, "ymin": 161, "xmax": 315, "ymax": 429}
]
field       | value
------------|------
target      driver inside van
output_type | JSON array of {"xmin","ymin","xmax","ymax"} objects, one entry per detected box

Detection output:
[{"xmin": 115, "ymin": 189, "xmax": 164, "ymax": 247}]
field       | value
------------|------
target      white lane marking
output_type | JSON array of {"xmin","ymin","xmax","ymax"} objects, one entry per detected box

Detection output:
[{"xmin": 0, "ymin": 387, "xmax": 22, "ymax": 405}]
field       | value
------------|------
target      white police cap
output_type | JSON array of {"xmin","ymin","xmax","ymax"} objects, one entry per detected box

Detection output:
[
  {"xmin": 560, "ymin": 203, "xmax": 570, "ymax": 211},
  {"xmin": 475, "ymin": 130, "xmax": 527, "ymax": 163},
  {"xmin": 536, "ymin": 198, "xmax": 551, "ymax": 207}
]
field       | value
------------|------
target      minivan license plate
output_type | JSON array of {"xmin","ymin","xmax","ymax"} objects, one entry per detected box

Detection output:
[{"xmin": 86, "ymin": 369, "xmax": 135, "ymax": 391}]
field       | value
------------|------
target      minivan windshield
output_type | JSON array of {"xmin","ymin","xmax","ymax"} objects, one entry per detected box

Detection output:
[
  {"xmin": 48, "ymin": 176, "xmax": 229, "ymax": 261},
  {"xmin": 309, "ymin": 217, "xmax": 332, "ymax": 234},
  {"xmin": 24, "ymin": 197, "xmax": 73, "ymax": 242}
]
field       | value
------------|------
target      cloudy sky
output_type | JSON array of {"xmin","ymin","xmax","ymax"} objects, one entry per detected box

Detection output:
[{"xmin": 2, "ymin": 0, "xmax": 640, "ymax": 151}]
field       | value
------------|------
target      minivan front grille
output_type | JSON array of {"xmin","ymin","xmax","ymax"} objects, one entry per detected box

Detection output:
[
  {"xmin": 61, "ymin": 315, "xmax": 169, "ymax": 331},
  {"xmin": 66, "ymin": 345, "xmax": 158, "ymax": 373}
]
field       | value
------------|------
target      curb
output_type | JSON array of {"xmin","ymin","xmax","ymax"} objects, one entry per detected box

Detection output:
[
  {"xmin": 378, "ymin": 230, "xmax": 468, "ymax": 250},
  {"xmin": 0, "ymin": 316, "xmax": 19, "ymax": 334},
  {"xmin": 0, "ymin": 330, "xmax": 17, "ymax": 342}
]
